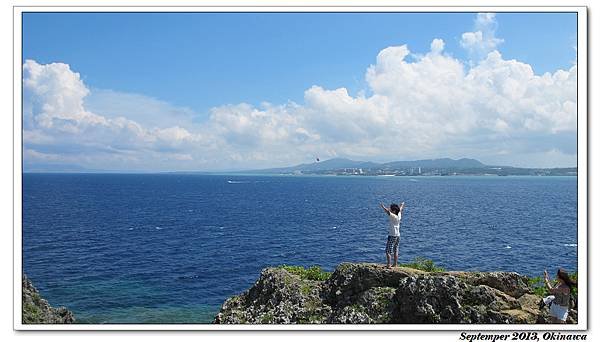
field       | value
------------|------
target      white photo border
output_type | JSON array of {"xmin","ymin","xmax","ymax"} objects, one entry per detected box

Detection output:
[{"xmin": 13, "ymin": 5, "xmax": 588, "ymax": 331}]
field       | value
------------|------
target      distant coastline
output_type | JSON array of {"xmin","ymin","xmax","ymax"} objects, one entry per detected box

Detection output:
[
  {"xmin": 22, "ymin": 171, "xmax": 577, "ymax": 177},
  {"xmin": 234, "ymin": 169, "xmax": 577, "ymax": 177},
  {"xmin": 23, "ymin": 157, "xmax": 577, "ymax": 176},
  {"xmin": 242, "ymin": 157, "xmax": 576, "ymax": 177}
]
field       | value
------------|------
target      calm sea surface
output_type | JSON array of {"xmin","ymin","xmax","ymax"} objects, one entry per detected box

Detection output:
[{"xmin": 22, "ymin": 174, "xmax": 578, "ymax": 323}]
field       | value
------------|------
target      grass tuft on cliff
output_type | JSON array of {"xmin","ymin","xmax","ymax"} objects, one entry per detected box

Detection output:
[
  {"xmin": 22, "ymin": 293, "xmax": 44, "ymax": 324},
  {"xmin": 400, "ymin": 257, "xmax": 445, "ymax": 272},
  {"xmin": 277, "ymin": 265, "xmax": 331, "ymax": 281}
]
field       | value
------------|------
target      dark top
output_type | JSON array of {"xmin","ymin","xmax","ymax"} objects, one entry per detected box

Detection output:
[{"xmin": 553, "ymin": 285, "xmax": 571, "ymax": 307}]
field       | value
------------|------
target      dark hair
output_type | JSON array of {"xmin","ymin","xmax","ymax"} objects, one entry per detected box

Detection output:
[
  {"xmin": 390, "ymin": 203, "xmax": 400, "ymax": 215},
  {"xmin": 557, "ymin": 268, "xmax": 577, "ymax": 290}
]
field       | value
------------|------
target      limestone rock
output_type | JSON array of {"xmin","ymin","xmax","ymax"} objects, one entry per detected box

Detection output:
[
  {"xmin": 395, "ymin": 274, "xmax": 469, "ymax": 323},
  {"xmin": 214, "ymin": 263, "xmax": 578, "ymax": 325},
  {"xmin": 214, "ymin": 268, "xmax": 329, "ymax": 324},
  {"xmin": 22, "ymin": 274, "xmax": 75, "ymax": 324}
]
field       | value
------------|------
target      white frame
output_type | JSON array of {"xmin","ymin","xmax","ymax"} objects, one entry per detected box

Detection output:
[{"xmin": 13, "ymin": 5, "xmax": 588, "ymax": 331}]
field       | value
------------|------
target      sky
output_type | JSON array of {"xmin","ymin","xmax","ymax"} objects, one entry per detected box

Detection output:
[{"xmin": 22, "ymin": 12, "xmax": 578, "ymax": 171}]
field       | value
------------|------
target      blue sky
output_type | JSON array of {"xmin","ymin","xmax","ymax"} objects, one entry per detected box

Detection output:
[{"xmin": 22, "ymin": 12, "xmax": 578, "ymax": 171}]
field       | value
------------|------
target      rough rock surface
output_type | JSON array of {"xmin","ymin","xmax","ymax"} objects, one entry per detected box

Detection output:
[
  {"xmin": 214, "ymin": 263, "xmax": 577, "ymax": 324},
  {"xmin": 22, "ymin": 274, "xmax": 75, "ymax": 324}
]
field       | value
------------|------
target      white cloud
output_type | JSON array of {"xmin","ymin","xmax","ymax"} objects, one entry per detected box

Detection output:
[
  {"xmin": 84, "ymin": 89, "xmax": 199, "ymax": 129},
  {"xmin": 23, "ymin": 13, "xmax": 577, "ymax": 170},
  {"xmin": 200, "ymin": 38, "xmax": 575, "ymax": 167},
  {"xmin": 23, "ymin": 60, "xmax": 108, "ymax": 132},
  {"xmin": 460, "ymin": 13, "xmax": 504, "ymax": 61},
  {"xmin": 23, "ymin": 60, "xmax": 207, "ymax": 169},
  {"xmin": 206, "ymin": 102, "xmax": 308, "ymax": 147},
  {"xmin": 430, "ymin": 38, "xmax": 445, "ymax": 54},
  {"xmin": 24, "ymin": 148, "xmax": 64, "ymax": 162},
  {"xmin": 154, "ymin": 126, "xmax": 194, "ymax": 143},
  {"xmin": 461, "ymin": 31, "xmax": 483, "ymax": 48}
]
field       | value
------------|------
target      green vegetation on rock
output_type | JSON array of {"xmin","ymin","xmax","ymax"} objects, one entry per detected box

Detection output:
[
  {"xmin": 260, "ymin": 312, "xmax": 274, "ymax": 324},
  {"xmin": 400, "ymin": 257, "xmax": 445, "ymax": 272},
  {"xmin": 300, "ymin": 283, "xmax": 313, "ymax": 295},
  {"xmin": 22, "ymin": 274, "xmax": 75, "ymax": 324},
  {"xmin": 23, "ymin": 293, "xmax": 44, "ymax": 324},
  {"xmin": 277, "ymin": 265, "xmax": 331, "ymax": 281},
  {"xmin": 527, "ymin": 276, "xmax": 549, "ymax": 297}
]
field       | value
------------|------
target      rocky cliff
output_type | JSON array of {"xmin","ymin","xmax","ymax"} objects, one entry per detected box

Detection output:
[
  {"xmin": 214, "ymin": 263, "xmax": 577, "ymax": 324},
  {"xmin": 22, "ymin": 274, "xmax": 75, "ymax": 324}
]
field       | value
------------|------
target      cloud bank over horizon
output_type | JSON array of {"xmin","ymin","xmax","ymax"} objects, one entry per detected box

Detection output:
[{"xmin": 23, "ymin": 13, "xmax": 577, "ymax": 171}]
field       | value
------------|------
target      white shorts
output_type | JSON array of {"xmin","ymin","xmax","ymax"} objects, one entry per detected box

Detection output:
[{"xmin": 550, "ymin": 303, "xmax": 569, "ymax": 321}]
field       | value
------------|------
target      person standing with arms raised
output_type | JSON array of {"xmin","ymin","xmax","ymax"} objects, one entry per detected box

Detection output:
[
  {"xmin": 380, "ymin": 201, "xmax": 405, "ymax": 268},
  {"xmin": 543, "ymin": 268, "xmax": 577, "ymax": 323}
]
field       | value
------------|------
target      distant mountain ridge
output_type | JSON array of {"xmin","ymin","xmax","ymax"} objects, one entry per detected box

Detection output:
[
  {"xmin": 250, "ymin": 157, "xmax": 486, "ymax": 174},
  {"xmin": 24, "ymin": 157, "xmax": 574, "ymax": 175},
  {"xmin": 381, "ymin": 157, "xmax": 485, "ymax": 169}
]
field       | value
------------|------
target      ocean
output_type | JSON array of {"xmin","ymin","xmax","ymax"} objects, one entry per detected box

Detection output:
[{"xmin": 22, "ymin": 173, "xmax": 578, "ymax": 323}]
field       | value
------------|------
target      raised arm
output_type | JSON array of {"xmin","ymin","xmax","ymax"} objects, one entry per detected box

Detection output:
[
  {"xmin": 380, "ymin": 203, "xmax": 390, "ymax": 216},
  {"xmin": 399, "ymin": 202, "xmax": 405, "ymax": 212},
  {"xmin": 544, "ymin": 270, "xmax": 558, "ymax": 294}
]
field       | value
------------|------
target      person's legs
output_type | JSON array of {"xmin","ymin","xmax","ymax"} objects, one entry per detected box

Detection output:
[
  {"xmin": 393, "ymin": 237, "xmax": 399, "ymax": 266},
  {"xmin": 385, "ymin": 236, "xmax": 393, "ymax": 267}
]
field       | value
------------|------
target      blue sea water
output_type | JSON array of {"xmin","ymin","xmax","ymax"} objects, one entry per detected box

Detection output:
[{"xmin": 22, "ymin": 174, "xmax": 578, "ymax": 324}]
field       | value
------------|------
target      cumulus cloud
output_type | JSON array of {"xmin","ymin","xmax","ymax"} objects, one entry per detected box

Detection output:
[
  {"xmin": 23, "ymin": 13, "xmax": 577, "ymax": 170},
  {"xmin": 23, "ymin": 60, "xmax": 206, "ymax": 170},
  {"xmin": 23, "ymin": 60, "xmax": 108, "ymax": 132},
  {"xmin": 430, "ymin": 38, "xmax": 445, "ymax": 54},
  {"xmin": 199, "ymin": 37, "xmax": 575, "ymax": 167},
  {"xmin": 460, "ymin": 13, "xmax": 505, "ymax": 61}
]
